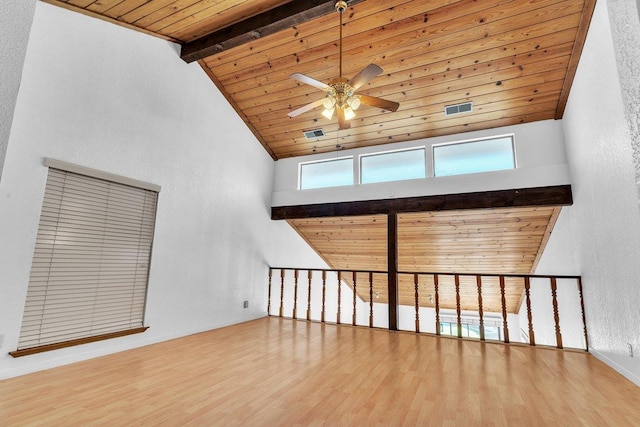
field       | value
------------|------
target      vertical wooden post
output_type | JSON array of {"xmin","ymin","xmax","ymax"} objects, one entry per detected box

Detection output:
[
  {"xmin": 434, "ymin": 274, "xmax": 440, "ymax": 335},
  {"xmin": 455, "ymin": 275, "xmax": 462, "ymax": 338},
  {"xmin": 499, "ymin": 276, "xmax": 510, "ymax": 343},
  {"xmin": 352, "ymin": 271, "xmax": 358, "ymax": 326},
  {"xmin": 414, "ymin": 273, "xmax": 420, "ymax": 333},
  {"xmin": 293, "ymin": 269, "xmax": 299, "ymax": 319},
  {"xmin": 306, "ymin": 270, "xmax": 312, "ymax": 321},
  {"xmin": 279, "ymin": 269, "xmax": 285, "ymax": 318},
  {"xmin": 476, "ymin": 275, "xmax": 485, "ymax": 341},
  {"xmin": 550, "ymin": 277, "xmax": 563, "ymax": 349},
  {"xmin": 321, "ymin": 270, "xmax": 327, "ymax": 323},
  {"xmin": 524, "ymin": 277, "xmax": 536, "ymax": 346},
  {"xmin": 267, "ymin": 268, "xmax": 273, "ymax": 316},
  {"xmin": 577, "ymin": 277, "xmax": 589, "ymax": 351},
  {"xmin": 369, "ymin": 272, "xmax": 374, "ymax": 328},
  {"xmin": 337, "ymin": 271, "xmax": 342, "ymax": 324},
  {"xmin": 388, "ymin": 213, "xmax": 399, "ymax": 331}
]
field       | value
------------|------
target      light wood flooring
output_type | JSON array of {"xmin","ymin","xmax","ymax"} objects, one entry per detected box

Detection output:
[{"xmin": 1, "ymin": 317, "xmax": 639, "ymax": 426}]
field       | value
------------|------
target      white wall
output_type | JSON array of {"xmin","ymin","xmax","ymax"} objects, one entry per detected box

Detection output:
[
  {"xmin": 0, "ymin": 2, "xmax": 327, "ymax": 379},
  {"xmin": 535, "ymin": 0, "xmax": 640, "ymax": 386},
  {"xmin": 0, "ymin": 0, "xmax": 37, "ymax": 181},
  {"xmin": 272, "ymin": 120, "xmax": 570, "ymax": 206}
]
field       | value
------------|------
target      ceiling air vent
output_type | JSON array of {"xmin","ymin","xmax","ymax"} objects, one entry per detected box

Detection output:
[
  {"xmin": 303, "ymin": 129, "xmax": 326, "ymax": 139},
  {"xmin": 444, "ymin": 102, "xmax": 473, "ymax": 116}
]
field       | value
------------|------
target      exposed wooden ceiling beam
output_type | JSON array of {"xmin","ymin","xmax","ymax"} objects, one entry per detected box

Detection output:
[
  {"xmin": 181, "ymin": 0, "xmax": 366, "ymax": 63},
  {"xmin": 271, "ymin": 185, "xmax": 573, "ymax": 220}
]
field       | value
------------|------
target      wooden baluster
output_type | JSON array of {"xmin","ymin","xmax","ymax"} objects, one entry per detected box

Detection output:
[
  {"xmin": 476, "ymin": 275, "xmax": 485, "ymax": 341},
  {"xmin": 279, "ymin": 269, "xmax": 285, "ymax": 317},
  {"xmin": 455, "ymin": 275, "xmax": 462, "ymax": 338},
  {"xmin": 306, "ymin": 270, "xmax": 312, "ymax": 321},
  {"xmin": 577, "ymin": 277, "xmax": 589, "ymax": 351},
  {"xmin": 267, "ymin": 268, "xmax": 273, "ymax": 316},
  {"xmin": 369, "ymin": 272, "xmax": 374, "ymax": 328},
  {"xmin": 293, "ymin": 269, "xmax": 299, "ymax": 319},
  {"xmin": 524, "ymin": 277, "xmax": 536, "ymax": 346},
  {"xmin": 352, "ymin": 271, "xmax": 357, "ymax": 326},
  {"xmin": 414, "ymin": 273, "xmax": 420, "ymax": 333},
  {"xmin": 499, "ymin": 276, "xmax": 510, "ymax": 343},
  {"xmin": 550, "ymin": 277, "xmax": 563, "ymax": 349},
  {"xmin": 321, "ymin": 270, "xmax": 327, "ymax": 323},
  {"xmin": 434, "ymin": 274, "xmax": 440, "ymax": 335},
  {"xmin": 337, "ymin": 271, "xmax": 342, "ymax": 324}
]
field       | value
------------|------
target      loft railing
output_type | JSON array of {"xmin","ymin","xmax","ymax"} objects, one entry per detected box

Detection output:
[{"xmin": 267, "ymin": 267, "xmax": 588, "ymax": 351}]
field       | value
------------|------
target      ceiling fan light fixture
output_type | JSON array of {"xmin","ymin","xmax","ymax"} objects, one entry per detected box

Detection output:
[
  {"xmin": 323, "ymin": 97, "xmax": 336, "ymax": 109},
  {"xmin": 343, "ymin": 106, "xmax": 356, "ymax": 120},
  {"xmin": 347, "ymin": 96, "xmax": 361, "ymax": 110},
  {"xmin": 322, "ymin": 107, "xmax": 335, "ymax": 120}
]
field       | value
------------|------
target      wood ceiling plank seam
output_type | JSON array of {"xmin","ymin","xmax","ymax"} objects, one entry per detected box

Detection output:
[
  {"xmin": 254, "ymin": 79, "xmax": 565, "ymax": 136},
  {"xmin": 162, "ymin": 0, "xmax": 288, "ymax": 39},
  {"xmin": 137, "ymin": 0, "xmax": 226, "ymax": 30},
  {"xmin": 121, "ymin": 0, "xmax": 184, "ymax": 26},
  {"xmin": 213, "ymin": 0, "xmax": 582, "ymax": 86},
  {"xmin": 197, "ymin": 60, "xmax": 277, "ymax": 160},
  {"xmin": 229, "ymin": 27, "xmax": 577, "ymax": 115},
  {"xmin": 65, "ymin": 0, "xmax": 98, "ymax": 8},
  {"xmin": 529, "ymin": 206, "xmax": 561, "ymax": 274},
  {"xmin": 268, "ymin": 99, "xmax": 561, "ymax": 151},
  {"xmin": 40, "ymin": 0, "xmax": 180, "ymax": 43},
  {"xmin": 209, "ymin": 0, "xmax": 504, "ymax": 76},
  {"xmin": 264, "ymin": 80, "xmax": 565, "ymax": 143},
  {"xmin": 228, "ymin": 31, "xmax": 575, "ymax": 105},
  {"xmin": 555, "ymin": 0, "xmax": 596, "ymax": 118},
  {"xmin": 99, "ymin": 0, "xmax": 150, "ymax": 19},
  {"xmin": 273, "ymin": 109, "xmax": 556, "ymax": 158},
  {"xmin": 86, "ymin": 0, "xmax": 127, "ymax": 14},
  {"xmin": 233, "ymin": 39, "xmax": 573, "ymax": 110},
  {"xmin": 202, "ymin": 0, "xmax": 421, "ymax": 67},
  {"xmin": 256, "ymin": 78, "xmax": 564, "ymax": 140},
  {"xmin": 222, "ymin": 20, "xmax": 578, "ymax": 98}
]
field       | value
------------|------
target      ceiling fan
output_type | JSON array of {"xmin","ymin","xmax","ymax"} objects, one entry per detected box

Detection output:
[{"xmin": 287, "ymin": 0, "xmax": 400, "ymax": 129}]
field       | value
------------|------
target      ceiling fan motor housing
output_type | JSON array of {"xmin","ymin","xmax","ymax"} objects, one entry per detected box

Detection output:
[{"xmin": 335, "ymin": 1, "xmax": 348, "ymax": 13}]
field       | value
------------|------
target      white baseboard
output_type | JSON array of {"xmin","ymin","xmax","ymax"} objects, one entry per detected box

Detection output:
[{"xmin": 590, "ymin": 349, "xmax": 640, "ymax": 387}]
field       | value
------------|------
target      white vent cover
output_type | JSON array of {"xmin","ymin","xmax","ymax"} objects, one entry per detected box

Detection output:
[
  {"xmin": 303, "ymin": 129, "xmax": 326, "ymax": 139},
  {"xmin": 444, "ymin": 102, "xmax": 473, "ymax": 116}
]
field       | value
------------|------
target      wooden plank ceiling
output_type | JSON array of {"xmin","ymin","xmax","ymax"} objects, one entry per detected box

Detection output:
[
  {"xmin": 288, "ymin": 206, "xmax": 560, "ymax": 313},
  {"xmin": 46, "ymin": 0, "xmax": 595, "ymax": 160}
]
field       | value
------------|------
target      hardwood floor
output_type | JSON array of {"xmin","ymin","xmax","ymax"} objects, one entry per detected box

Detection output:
[{"xmin": 1, "ymin": 317, "xmax": 639, "ymax": 426}]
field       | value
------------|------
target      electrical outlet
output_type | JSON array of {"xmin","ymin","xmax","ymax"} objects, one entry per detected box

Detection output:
[
  {"xmin": 243, "ymin": 300, "xmax": 249, "ymax": 309},
  {"xmin": 628, "ymin": 343, "xmax": 634, "ymax": 357}
]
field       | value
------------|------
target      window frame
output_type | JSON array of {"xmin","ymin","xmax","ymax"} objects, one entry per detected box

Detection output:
[
  {"xmin": 298, "ymin": 155, "xmax": 355, "ymax": 190},
  {"xmin": 432, "ymin": 134, "xmax": 517, "ymax": 178},
  {"xmin": 359, "ymin": 146, "xmax": 427, "ymax": 185}
]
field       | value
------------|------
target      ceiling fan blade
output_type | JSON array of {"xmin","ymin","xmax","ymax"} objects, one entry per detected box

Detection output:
[
  {"xmin": 288, "ymin": 98, "xmax": 327, "ymax": 118},
  {"xmin": 358, "ymin": 94, "xmax": 400, "ymax": 112},
  {"xmin": 349, "ymin": 64, "xmax": 383, "ymax": 90},
  {"xmin": 290, "ymin": 73, "xmax": 330, "ymax": 91},
  {"xmin": 337, "ymin": 108, "xmax": 351, "ymax": 130}
]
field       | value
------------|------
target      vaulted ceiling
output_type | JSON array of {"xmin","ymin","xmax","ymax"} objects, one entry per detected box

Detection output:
[{"xmin": 46, "ymin": 0, "xmax": 596, "ymax": 160}]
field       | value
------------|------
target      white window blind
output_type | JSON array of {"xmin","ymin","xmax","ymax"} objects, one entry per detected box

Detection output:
[{"xmin": 16, "ymin": 167, "xmax": 158, "ymax": 352}]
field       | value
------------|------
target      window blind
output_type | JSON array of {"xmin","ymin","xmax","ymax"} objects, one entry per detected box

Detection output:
[{"xmin": 16, "ymin": 167, "xmax": 158, "ymax": 352}]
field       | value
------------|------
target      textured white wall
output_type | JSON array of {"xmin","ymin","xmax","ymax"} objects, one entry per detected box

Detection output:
[
  {"xmin": 0, "ymin": 2, "xmax": 326, "ymax": 379},
  {"xmin": 607, "ymin": 0, "xmax": 640, "ymax": 202},
  {"xmin": 0, "ymin": 0, "xmax": 37, "ymax": 181},
  {"xmin": 536, "ymin": 0, "xmax": 640, "ymax": 385}
]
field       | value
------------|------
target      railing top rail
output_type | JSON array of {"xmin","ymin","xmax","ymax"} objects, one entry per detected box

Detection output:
[{"xmin": 269, "ymin": 266, "xmax": 580, "ymax": 280}]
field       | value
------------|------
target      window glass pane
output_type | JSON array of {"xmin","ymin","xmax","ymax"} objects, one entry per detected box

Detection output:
[
  {"xmin": 433, "ymin": 136, "xmax": 515, "ymax": 177},
  {"xmin": 300, "ymin": 158, "xmax": 354, "ymax": 190},
  {"xmin": 361, "ymin": 148, "xmax": 426, "ymax": 184},
  {"xmin": 484, "ymin": 326, "xmax": 501, "ymax": 340}
]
